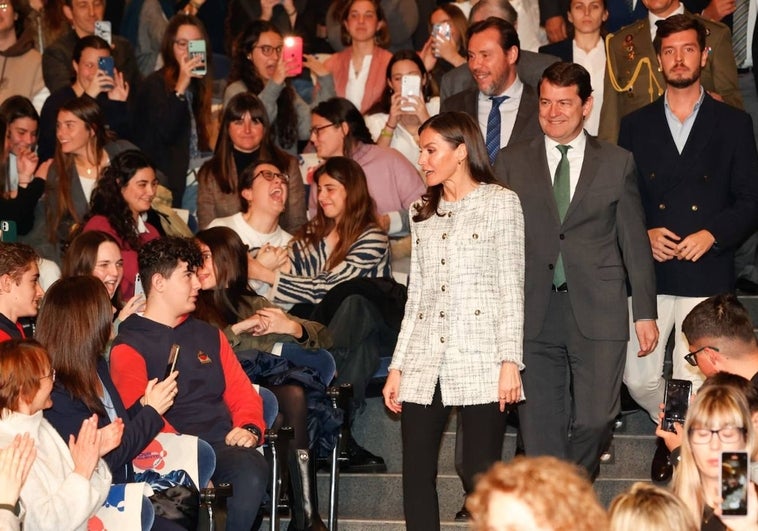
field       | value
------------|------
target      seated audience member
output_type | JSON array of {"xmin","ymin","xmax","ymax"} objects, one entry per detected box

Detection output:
[
  {"xmin": 42, "ymin": 0, "xmax": 139, "ymax": 94},
  {"xmin": 0, "ymin": 0, "xmax": 46, "ymax": 108},
  {"xmin": 314, "ymin": 0, "xmax": 392, "ymax": 114},
  {"xmin": 109, "ymin": 237, "xmax": 269, "ymax": 531},
  {"xmin": 419, "ymin": 3, "xmax": 467, "ymax": 88},
  {"xmin": 197, "ymin": 93, "xmax": 306, "ymax": 232},
  {"xmin": 38, "ymin": 35, "xmax": 130, "ymax": 161},
  {"xmin": 194, "ymin": 227, "xmax": 335, "ymax": 530},
  {"xmin": 28, "ymin": 97, "xmax": 135, "ymax": 263},
  {"xmin": 81, "ymin": 150, "xmax": 161, "ymax": 299},
  {"xmin": 0, "ymin": 339, "xmax": 118, "ymax": 530},
  {"xmin": 224, "ymin": 0, "xmax": 300, "ymax": 47},
  {"xmin": 539, "ymin": 0, "xmax": 607, "ymax": 135},
  {"xmin": 0, "ymin": 98, "xmax": 50, "ymax": 236},
  {"xmin": 0, "ymin": 433, "xmax": 36, "ymax": 531},
  {"xmin": 308, "ymin": 98, "xmax": 425, "ymax": 236},
  {"xmin": 249, "ymin": 157, "xmax": 397, "ymax": 472},
  {"xmin": 609, "ymin": 482, "xmax": 698, "ymax": 531},
  {"xmin": 20, "ymin": 0, "xmax": 68, "ymax": 53},
  {"xmin": 207, "ymin": 161, "xmax": 292, "ymax": 297},
  {"xmin": 364, "ymin": 49, "xmax": 439, "ymax": 171},
  {"xmin": 37, "ymin": 276, "xmax": 181, "ymax": 530},
  {"xmin": 0, "ymin": 243, "xmax": 42, "ymax": 341},
  {"xmin": 62, "ymin": 230, "xmax": 145, "ymax": 328},
  {"xmin": 133, "ymin": 13, "xmax": 212, "ymax": 211},
  {"xmin": 672, "ymin": 381, "xmax": 758, "ymax": 530},
  {"xmin": 132, "ymin": 0, "xmax": 173, "ymax": 76},
  {"xmin": 224, "ymin": 21, "xmax": 335, "ymax": 155},
  {"xmin": 325, "ymin": 0, "xmax": 418, "ymax": 55},
  {"xmin": 467, "ymin": 456, "xmax": 609, "ymax": 531}
]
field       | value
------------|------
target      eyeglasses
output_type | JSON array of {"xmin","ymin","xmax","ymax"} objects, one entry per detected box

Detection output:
[
  {"xmin": 253, "ymin": 45, "xmax": 283, "ymax": 57},
  {"xmin": 174, "ymin": 39, "xmax": 190, "ymax": 49},
  {"xmin": 310, "ymin": 123, "xmax": 337, "ymax": 137},
  {"xmin": 689, "ymin": 425, "xmax": 746, "ymax": 445},
  {"xmin": 39, "ymin": 369, "xmax": 56, "ymax": 382},
  {"xmin": 254, "ymin": 170, "xmax": 289, "ymax": 184},
  {"xmin": 684, "ymin": 345, "xmax": 719, "ymax": 367}
]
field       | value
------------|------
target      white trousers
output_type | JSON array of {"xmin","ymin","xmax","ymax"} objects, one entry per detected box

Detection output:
[{"xmin": 623, "ymin": 295, "xmax": 706, "ymax": 422}]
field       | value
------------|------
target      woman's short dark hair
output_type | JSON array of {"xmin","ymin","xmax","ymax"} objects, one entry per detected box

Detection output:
[
  {"xmin": 73, "ymin": 35, "xmax": 111, "ymax": 64},
  {"xmin": 311, "ymin": 98, "xmax": 373, "ymax": 157}
]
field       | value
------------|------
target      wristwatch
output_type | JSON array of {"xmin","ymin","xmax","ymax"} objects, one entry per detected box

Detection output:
[{"xmin": 242, "ymin": 424, "xmax": 262, "ymax": 442}]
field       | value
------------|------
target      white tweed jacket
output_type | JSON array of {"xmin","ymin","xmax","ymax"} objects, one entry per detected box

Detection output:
[{"xmin": 389, "ymin": 184, "xmax": 525, "ymax": 406}]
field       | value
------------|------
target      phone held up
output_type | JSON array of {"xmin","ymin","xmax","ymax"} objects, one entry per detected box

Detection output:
[
  {"xmin": 663, "ymin": 378, "xmax": 692, "ymax": 432},
  {"xmin": 400, "ymin": 74, "xmax": 421, "ymax": 112},
  {"xmin": 722, "ymin": 451, "xmax": 749, "ymax": 517},
  {"xmin": 165, "ymin": 344, "xmax": 180, "ymax": 379},
  {"xmin": 188, "ymin": 39, "xmax": 207, "ymax": 76},
  {"xmin": 283, "ymin": 36, "xmax": 303, "ymax": 77},
  {"xmin": 94, "ymin": 20, "xmax": 112, "ymax": 45}
]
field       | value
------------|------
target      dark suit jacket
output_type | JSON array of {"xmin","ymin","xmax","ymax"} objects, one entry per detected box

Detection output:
[
  {"xmin": 539, "ymin": 39, "xmax": 573, "ymax": 62},
  {"xmin": 618, "ymin": 94, "xmax": 758, "ymax": 297},
  {"xmin": 440, "ymin": 83, "xmax": 542, "ymax": 149},
  {"xmin": 439, "ymin": 50, "xmax": 559, "ymax": 101},
  {"xmin": 494, "ymin": 134, "xmax": 657, "ymax": 341},
  {"xmin": 43, "ymin": 357, "xmax": 164, "ymax": 484}
]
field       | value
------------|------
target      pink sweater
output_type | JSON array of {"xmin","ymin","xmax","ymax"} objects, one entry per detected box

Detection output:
[{"xmin": 325, "ymin": 47, "xmax": 392, "ymax": 114}]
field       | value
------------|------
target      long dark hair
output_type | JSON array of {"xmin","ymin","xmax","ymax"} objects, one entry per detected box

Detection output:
[
  {"xmin": 199, "ymin": 92, "xmax": 291, "ymax": 195},
  {"xmin": 47, "ymin": 97, "xmax": 114, "ymax": 243},
  {"xmin": 36, "ymin": 276, "xmax": 112, "ymax": 416},
  {"xmin": 228, "ymin": 20, "xmax": 298, "ymax": 149},
  {"xmin": 293, "ymin": 157, "xmax": 378, "ymax": 269},
  {"xmin": 414, "ymin": 112, "xmax": 496, "ymax": 222},
  {"xmin": 366, "ymin": 49, "xmax": 435, "ymax": 115},
  {"xmin": 193, "ymin": 226, "xmax": 256, "ymax": 328},
  {"xmin": 62, "ymin": 230, "xmax": 124, "ymax": 309},
  {"xmin": 311, "ymin": 97, "xmax": 373, "ymax": 157},
  {"xmin": 83, "ymin": 150, "xmax": 155, "ymax": 251},
  {"xmin": 159, "ymin": 14, "xmax": 212, "ymax": 152}
]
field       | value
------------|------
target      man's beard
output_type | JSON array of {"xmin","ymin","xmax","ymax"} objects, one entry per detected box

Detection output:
[{"xmin": 664, "ymin": 67, "xmax": 701, "ymax": 89}]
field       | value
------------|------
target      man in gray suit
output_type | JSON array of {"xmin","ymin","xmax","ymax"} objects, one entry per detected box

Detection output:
[
  {"xmin": 494, "ymin": 62, "xmax": 659, "ymax": 477},
  {"xmin": 439, "ymin": 0, "xmax": 559, "ymax": 100}
]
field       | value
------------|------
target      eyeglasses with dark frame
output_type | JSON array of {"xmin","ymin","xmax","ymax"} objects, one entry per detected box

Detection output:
[
  {"xmin": 253, "ymin": 45, "xmax": 283, "ymax": 57},
  {"xmin": 309, "ymin": 123, "xmax": 337, "ymax": 137},
  {"xmin": 254, "ymin": 170, "xmax": 289, "ymax": 184},
  {"xmin": 39, "ymin": 369, "xmax": 56, "ymax": 382},
  {"xmin": 688, "ymin": 425, "xmax": 746, "ymax": 445},
  {"xmin": 684, "ymin": 345, "xmax": 720, "ymax": 367}
]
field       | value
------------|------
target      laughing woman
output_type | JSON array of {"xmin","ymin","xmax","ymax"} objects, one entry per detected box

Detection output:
[{"xmin": 383, "ymin": 112, "xmax": 524, "ymax": 531}]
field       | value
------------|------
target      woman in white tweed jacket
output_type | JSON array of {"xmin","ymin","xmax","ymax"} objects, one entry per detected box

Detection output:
[{"xmin": 383, "ymin": 112, "xmax": 525, "ymax": 531}]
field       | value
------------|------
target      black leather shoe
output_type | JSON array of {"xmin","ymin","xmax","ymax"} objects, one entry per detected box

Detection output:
[
  {"xmin": 651, "ymin": 438, "xmax": 673, "ymax": 482},
  {"xmin": 454, "ymin": 502, "xmax": 470, "ymax": 521},
  {"xmin": 341, "ymin": 438, "xmax": 387, "ymax": 473}
]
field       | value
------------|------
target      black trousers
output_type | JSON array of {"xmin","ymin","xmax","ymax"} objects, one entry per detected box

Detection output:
[{"xmin": 401, "ymin": 382, "xmax": 506, "ymax": 531}]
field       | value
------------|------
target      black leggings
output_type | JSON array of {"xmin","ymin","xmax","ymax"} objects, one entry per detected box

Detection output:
[
  {"xmin": 268, "ymin": 384, "xmax": 309, "ymax": 448},
  {"xmin": 401, "ymin": 382, "xmax": 506, "ymax": 531}
]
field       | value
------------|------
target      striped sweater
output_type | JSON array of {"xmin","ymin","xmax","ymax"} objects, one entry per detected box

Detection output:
[{"xmin": 271, "ymin": 226, "xmax": 392, "ymax": 305}]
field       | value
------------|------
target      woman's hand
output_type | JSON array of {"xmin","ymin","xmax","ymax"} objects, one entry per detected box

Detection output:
[
  {"xmin": 232, "ymin": 314, "xmax": 266, "ymax": 335},
  {"xmin": 433, "ymin": 33, "xmax": 465, "ymax": 66},
  {"xmin": 419, "ymin": 38, "xmax": 437, "ymax": 72},
  {"xmin": 405, "ymin": 94, "xmax": 430, "ymax": 123},
  {"xmin": 497, "ymin": 362, "xmax": 522, "ymax": 411},
  {"xmin": 142, "ymin": 370, "xmax": 179, "ymax": 415},
  {"xmin": 256, "ymin": 244, "xmax": 289, "ymax": 270},
  {"xmin": 304, "ymin": 54, "xmax": 329, "ymax": 77},
  {"xmin": 175, "ymin": 53, "xmax": 204, "ymax": 94},
  {"xmin": 253, "ymin": 307, "xmax": 302, "ymax": 336},
  {"xmin": 260, "ymin": 0, "xmax": 278, "ymax": 20},
  {"xmin": 0, "ymin": 433, "xmax": 36, "ymax": 506},
  {"xmin": 107, "ymin": 69, "xmax": 129, "ymax": 102},
  {"xmin": 97, "ymin": 418, "xmax": 124, "ymax": 457},
  {"xmin": 272, "ymin": 52, "xmax": 288, "ymax": 85},
  {"xmin": 712, "ymin": 482, "xmax": 758, "ymax": 530},
  {"xmin": 383, "ymin": 369, "xmax": 402, "ymax": 414},
  {"xmin": 16, "ymin": 147, "xmax": 39, "ymax": 186},
  {"xmin": 69, "ymin": 415, "xmax": 103, "ymax": 479},
  {"xmin": 117, "ymin": 293, "xmax": 146, "ymax": 323},
  {"xmin": 654, "ymin": 402, "xmax": 684, "ymax": 451},
  {"xmin": 83, "ymin": 68, "xmax": 114, "ymax": 99}
]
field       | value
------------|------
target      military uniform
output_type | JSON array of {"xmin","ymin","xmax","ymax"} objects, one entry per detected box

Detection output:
[{"xmin": 598, "ymin": 14, "xmax": 742, "ymax": 143}]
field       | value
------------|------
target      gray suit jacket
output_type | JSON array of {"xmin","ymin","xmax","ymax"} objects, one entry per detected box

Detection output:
[
  {"xmin": 494, "ymin": 134, "xmax": 657, "ymax": 341},
  {"xmin": 440, "ymin": 83, "xmax": 542, "ymax": 149},
  {"xmin": 439, "ymin": 50, "xmax": 559, "ymax": 102}
]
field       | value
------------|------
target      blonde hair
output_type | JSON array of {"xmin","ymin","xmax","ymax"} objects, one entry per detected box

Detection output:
[
  {"xmin": 609, "ymin": 482, "xmax": 698, "ymax": 531},
  {"xmin": 467, "ymin": 456, "xmax": 609, "ymax": 531},
  {"xmin": 672, "ymin": 383, "xmax": 755, "ymax": 522}
]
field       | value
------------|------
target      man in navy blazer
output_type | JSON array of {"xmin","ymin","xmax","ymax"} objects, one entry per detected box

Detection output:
[
  {"xmin": 494, "ymin": 62, "xmax": 658, "ymax": 477},
  {"xmin": 618, "ymin": 14, "xmax": 758, "ymax": 480}
]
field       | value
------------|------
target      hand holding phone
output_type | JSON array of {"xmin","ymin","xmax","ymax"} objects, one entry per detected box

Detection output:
[
  {"xmin": 283, "ymin": 36, "xmax": 303, "ymax": 77},
  {"xmin": 164, "ymin": 344, "xmax": 180, "ymax": 379},
  {"xmin": 94, "ymin": 20, "xmax": 112, "ymax": 45},
  {"xmin": 188, "ymin": 39, "xmax": 207, "ymax": 76},
  {"xmin": 400, "ymin": 74, "xmax": 421, "ymax": 112},
  {"xmin": 98, "ymin": 56, "xmax": 115, "ymax": 90},
  {"xmin": 663, "ymin": 378, "xmax": 692, "ymax": 432},
  {"xmin": 722, "ymin": 451, "xmax": 749, "ymax": 516}
]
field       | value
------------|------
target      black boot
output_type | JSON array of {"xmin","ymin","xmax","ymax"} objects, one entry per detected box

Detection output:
[{"xmin": 287, "ymin": 449, "xmax": 327, "ymax": 531}]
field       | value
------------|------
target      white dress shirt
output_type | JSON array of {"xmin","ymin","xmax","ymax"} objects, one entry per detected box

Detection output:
[
  {"xmin": 573, "ymin": 39, "xmax": 606, "ymax": 136},
  {"xmin": 477, "ymin": 77, "xmax": 524, "ymax": 150},
  {"xmin": 545, "ymin": 131, "xmax": 588, "ymax": 200}
]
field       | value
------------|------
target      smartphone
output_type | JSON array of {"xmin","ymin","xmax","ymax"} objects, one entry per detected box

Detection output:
[
  {"xmin": 164, "ymin": 344, "xmax": 180, "ymax": 379},
  {"xmin": 94, "ymin": 20, "xmax": 112, "ymax": 45},
  {"xmin": 0, "ymin": 220, "xmax": 17, "ymax": 243},
  {"xmin": 431, "ymin": 21, "xmax": 451, "ymax": 58},
  {"xmin": 663, "ymin": 378, "xmax": 692, "ymax": 432},
  {"xmin": 134, "ymin": 273, "xmax": 144, "ymax": 297},
  {"xmin": 98, "ymin": 56, "xmax": 115, "ymax": 89},
  {"xmin": 283, "ymin": 36, "xmax": 303, "ymax": 77},
  {"xmin": 188, "ymin": 39, "xmax": 207, "ymax": 76},
  {"xmin": 401, "ymin": 74, "xmax": 421, "ymax": 112},
  {"xmin": 722, "ymin": 451, "xmax": 749, "ymax": 516}
]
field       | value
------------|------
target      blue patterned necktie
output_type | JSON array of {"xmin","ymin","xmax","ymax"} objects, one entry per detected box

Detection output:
[{"xmin": 486, "ymin": 95, "xmax": 509, "ymax": 164}]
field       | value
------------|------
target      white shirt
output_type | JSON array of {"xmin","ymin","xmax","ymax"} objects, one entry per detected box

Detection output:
[
  {"xmin": 648, "ymin": 4, "xmax": 686, "ymax": 41},
  {"xmin": 477, "ymin": 77, "xmax": 524, "ymax": 150},
  {"xmin": 573, "ymin": 39, "xmax": 606, "ymax": 136},
  {"xmin": 345, "ymin": 54, "xmax": 373, "ymax": 111},
  {"xmin": 545, "ymin": 131, "xmax": 587, "ymax": 200}
]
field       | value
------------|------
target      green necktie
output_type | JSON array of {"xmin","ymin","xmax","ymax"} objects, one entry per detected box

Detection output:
[{"xmin": 553, "ymin": 144, "xmax": 571, "ymax": 287}]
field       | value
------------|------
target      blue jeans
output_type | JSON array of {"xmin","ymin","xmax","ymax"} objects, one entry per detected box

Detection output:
[
  {"xmin": 280, "ymin": 343, "xmax": 336, "ymax": 387},
  {"xmin": 211, "ymin": 441, "xmax": 269, "ymax": 529}
]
